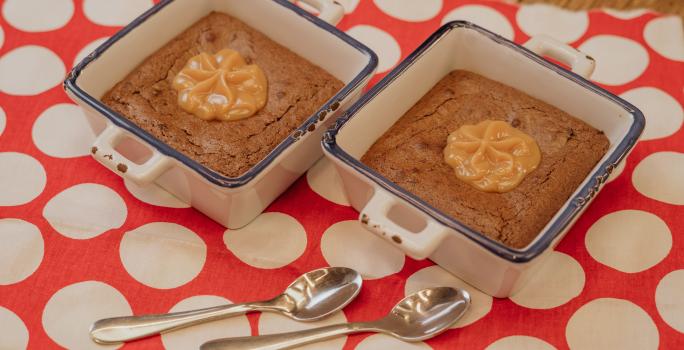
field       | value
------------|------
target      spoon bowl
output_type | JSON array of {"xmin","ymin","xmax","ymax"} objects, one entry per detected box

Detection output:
[
  {"xmin": 379, "ymin": 287, "xmax": 470, "ymax": 341},
  {"xmin": 281, "ymin": 267, "xmax": 363, "ymax": 321},
  {"xmin": 89, "ymin": 267, "xmax": 361, "ymax": 344},
  {"xmin": 280, "ymin": 266, "xmax": 363, "ymax": 321}
]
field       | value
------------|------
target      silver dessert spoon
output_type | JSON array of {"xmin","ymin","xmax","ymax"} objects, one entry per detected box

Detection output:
[
  {"xmin": 200, "ymin": 286, "xmax": 470, "ymax": 350},
  {"xmin": 90, "ymin": 267, "xmax": 362, "ymax": 344}
]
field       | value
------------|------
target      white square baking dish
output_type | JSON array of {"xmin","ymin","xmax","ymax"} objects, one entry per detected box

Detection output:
[
  {"xmin": 64, "ymin": 0, "xmax": 377, "ymax": 229},
  {"xmin": 322, "ymin": 22, "xmax": 644, "ymax": 297}
]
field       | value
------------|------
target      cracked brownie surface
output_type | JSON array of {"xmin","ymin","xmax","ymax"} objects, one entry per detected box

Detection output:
[
  {"xmin": 361, "ymin": 70, "xmax": 609, "ymax": 248},
  {"xmin": 102, "ymin": 12, "xmax": 343, "ymax": 178}
]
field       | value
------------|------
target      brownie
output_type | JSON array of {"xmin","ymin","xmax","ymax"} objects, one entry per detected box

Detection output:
[
  {"xmin": 102, "ymin": 12, "xmax": 344, "ymax": 177},
  {"xmin": 361, "ymin": 70, "xmax": 609, "ymax": 248}
]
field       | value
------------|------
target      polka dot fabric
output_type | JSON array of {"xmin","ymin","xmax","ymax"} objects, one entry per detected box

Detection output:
[{"xmin": 0, "ymin": 0, "xmax": 682, "ymax": 349}]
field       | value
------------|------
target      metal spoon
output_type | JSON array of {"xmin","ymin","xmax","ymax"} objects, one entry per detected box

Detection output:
[
  {"xmin": 201, "ymin": 287, "xmax": 470, "ymax": 350},
  {"xmin": 90, "ymin": 267, "xmax": 362, "ymax": 344}
]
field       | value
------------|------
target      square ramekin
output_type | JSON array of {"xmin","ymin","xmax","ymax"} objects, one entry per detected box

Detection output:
[
  {"xmin": 64, "ymin": 0, "xmax": 377, "ymax": 229},
  {"xmin": 322, "ymin": 22, "xmax": 644, "ymax": 297}
]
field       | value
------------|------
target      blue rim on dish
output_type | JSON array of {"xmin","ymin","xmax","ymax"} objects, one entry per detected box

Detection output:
[
  {"xmin": 64, "ymin": 0, "xmax": 378, "ymax": 188},
  {"xmin": 323, "ymin": 21, "xmax": 645, "ymax": 263}
]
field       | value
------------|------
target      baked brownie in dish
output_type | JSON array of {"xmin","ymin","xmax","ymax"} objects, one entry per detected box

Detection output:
[
  {"xmin": 102, "ymin": 12, "xmax": 343, "ymax": 177},
  {"xmin": 361, "ymin": 70, "xmax": 609, "ymax": 248}
]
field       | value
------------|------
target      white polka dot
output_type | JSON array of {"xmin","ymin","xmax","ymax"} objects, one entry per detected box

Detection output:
[
  {"xmin": 603, "ymin": 8, "xmax": 648, "ymax": 20},
  {"xmin": 346, "ymin": 25, "xmax": 401, "ymax": 73},
  {"xmin": 161, "ymin": 295, "xmax": 251, "ymax": 350},
  {"xmin": 224, "ymin": 212, "xmax": 307, "ymax": 269},
  {"xmin": 42, "ymin": 281, "xmax": 132, "ymax": 350},
  {"xmin": 566, "ymin": 298, "xmax": 658, "ymax": 350},
  {"xmin": 405, "ymin": 265, "xmax": 491, "ymax": 327},
  {"xmin": 516, "ymin": 4, "xmax": 588, "ymax": 43},
  {"xmin": 0, "ymin": 25, "xmax": 4, "ymax": 49},
  {"xmin": 633, "ymin": 152, "xmax": 684, "ymax": 205},
  {"xmin": 306, "ymin": 158, "xmax": 349, "ymax": 206},
  {"xmin": 0, "ymin": 306, "xmax": 28, "ymax": 350},
  {"xmin": 2, "ymin": 0, "xmax": 74, "ymax": 32},
  {"xmin": 83, "ymin": 0, "xmax": 154, "ymax": 27},
  {"xmin": 442, "ymin": 5, "xmax": 514, "ymax": 40},
  {"xmin": 259, "ymin": 311, "xmax": 347, "ymax": 350},
  {"xmin": 620, "ymin": 87, "xmax": 683, "ymax": 140},
  {"xmin": 606, "ymin": 159, "xmax": 626, "ymax": 183},
  {"xmin": 374, "ymin": 0, "xmax": 442, "ymax": 22},
  {"xmin": 0, "ymin": 45, "xmax": 66, "ymax": 96},
  {"xmin": 337, "ymin": 0, "xmax": 360, "ymax": 14},
  {"xmin": 0, "ymin": 152, "xmax": 46, "ymax": 206},
  {"xmin": 0, "ymin": 219, "xmax": 43, "ymax": 285},
  {"xmin": 124, "ymin": 179, "xmax": 189, "ymax": 208},
  {"xmin": 486, "ymin": 335, "xmax": 556, "ymax": 350},
  {"xmin": 510, "ymin": 252, "xmax": 585, "ymax": 309},
  {"xmin": 578, "ymin": 35, "xmax": 649, "ymax": 86},
  {"xmin": 32, "ymin": 104, "xmax": 96, "ymax": 158},
  {"xmin": 586, "ymin": 210, "xmax": 671, "ymax": 273},
  {"xmin": 43, "ymin": 183, "xmax": 127, "ymax": 239},
  {"xmin": 644, "ymin": 16, "xmax": 684, "ymax": 61},
  {"xmin": 321, "ymin": 220, "xmax": 404, "ymax": 279},
  {"xmin": 655, "ymin": 270, "xmax": 684, "ymax": 333},
  {"xmin": 120, "ymin": 222, "xmax": 206, "ymax": 289},
  {"xmin": 0, "ymin": 106, "xmax": 5, "ymax": 136},
  {"xmin": 356, "ymin": 334, "xmax": 432, "ymax": 350},
  {"xmin": 73, "ymin": 37, "xmax": 108, "ymax": 68}
]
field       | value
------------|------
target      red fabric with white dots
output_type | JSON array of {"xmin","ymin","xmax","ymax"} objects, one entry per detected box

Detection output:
[{"xmin": 0, "ymin": 0, "xmax": 683, "ymax": 349}]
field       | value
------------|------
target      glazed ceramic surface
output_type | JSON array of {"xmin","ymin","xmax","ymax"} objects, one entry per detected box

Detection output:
[
  {"xmin": 323, "ymin": 22, "xmax": 644, "ymax": 297},
  {"xmin": 64, "ymin": 0, "xmax": 378, "ymax": 229}
]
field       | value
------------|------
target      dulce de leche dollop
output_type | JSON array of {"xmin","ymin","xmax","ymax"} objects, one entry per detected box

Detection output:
[
  {"xmin": 172, "ymin": 49, "xmax": 267, "ymax": 121},
  {"xmin": 444, "ymin": 120, "xmax": 541, "ymax": 192}
]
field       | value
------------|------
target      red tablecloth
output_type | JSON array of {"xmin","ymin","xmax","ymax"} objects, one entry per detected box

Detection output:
[{"xmin": 1, "ymin": 0, "xmax": 683, "ymax": 349}]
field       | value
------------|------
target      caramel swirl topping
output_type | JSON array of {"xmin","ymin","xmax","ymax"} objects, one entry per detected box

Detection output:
[
  {"xmin": 444, "ymin": 120, "xmax": 541, "ymax": 192},
  {"xmin": 172, "ymin": 49, "xmax": 267, "ymax": 121}
]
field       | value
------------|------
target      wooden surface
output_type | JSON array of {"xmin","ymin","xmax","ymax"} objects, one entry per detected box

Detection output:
[{"xmin": 514, "ymin": 0, "xmax": 684, "ymax": 17}]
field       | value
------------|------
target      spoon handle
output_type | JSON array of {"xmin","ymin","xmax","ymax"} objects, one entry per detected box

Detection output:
[
  {"xmin": 200, "ymin": 322, "xmax": 373, "ymax": 350},
  {"xmin": 90, "ymin": 302, "xmax": 262, "ymax": 344}
]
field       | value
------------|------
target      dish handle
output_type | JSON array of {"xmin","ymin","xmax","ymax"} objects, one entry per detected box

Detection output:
[
  {"xmin": 523, "ymin": 35, "xmax": 595, "ymax": 79},
  {"xmin": 295, "ymin": 0, "xmax": 345, "ymax": 26},
  {"xmin": 359, "ymin": 189, "xmax": 449, "ymax": 260},
  {"xmin": 90, "ymin": 125, "xmax": 172, "ymax": 185}
]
